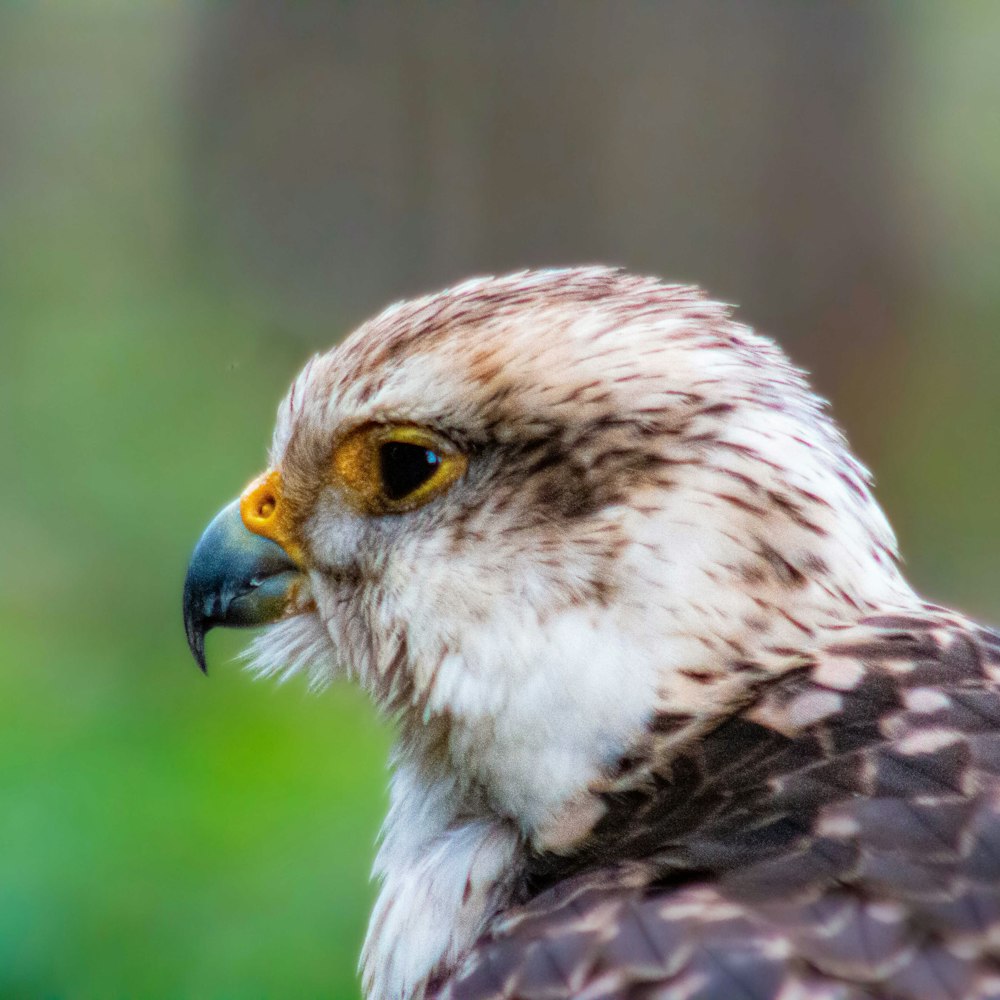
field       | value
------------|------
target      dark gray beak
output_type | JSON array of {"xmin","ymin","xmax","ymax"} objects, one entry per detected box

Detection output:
[{"xmin": 182, "ymin": 499, "xmax": 300, "ymax": 673}]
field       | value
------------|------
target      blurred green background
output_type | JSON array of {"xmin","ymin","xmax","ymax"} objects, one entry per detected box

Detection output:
[{"xmin": 2, "ymin": 3, "xmax": 999, "ymax": 997}]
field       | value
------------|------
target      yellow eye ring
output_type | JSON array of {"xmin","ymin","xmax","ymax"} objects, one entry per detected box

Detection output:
[{"xmin": 331, "ymin": 424, "xmax": 468, "ymax": 515}]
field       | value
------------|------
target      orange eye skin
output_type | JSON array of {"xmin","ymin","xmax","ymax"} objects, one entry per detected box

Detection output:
[{"xmin": 331, "ymin": 424, "xmax": 468, "ymax": 515}]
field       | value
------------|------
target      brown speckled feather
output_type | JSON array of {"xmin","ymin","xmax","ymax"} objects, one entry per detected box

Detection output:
[{"xmin": 439, "ymin": 612, "xmax": 1000, "ymax": 999}]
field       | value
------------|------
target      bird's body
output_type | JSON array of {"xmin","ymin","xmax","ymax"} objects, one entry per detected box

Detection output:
[
  {"xmin": 445, "ymin": 611, "xmax": 1000, "ymax": 1000},
  {"xmin": 184, "ymin": 268, "xmax": 1000, "ymax": 999}
]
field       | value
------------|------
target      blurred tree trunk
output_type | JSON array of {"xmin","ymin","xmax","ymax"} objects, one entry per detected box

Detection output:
[{"xmin": 187, "ymin": 0, "xmax": 910, "ymax": 451}]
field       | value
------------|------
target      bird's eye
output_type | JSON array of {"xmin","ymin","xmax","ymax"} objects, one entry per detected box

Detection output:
[
  {"xmin": 379, "ymin": 441, "xmax": 442, "ymax": 500},
  {"xmin": 331, "ymin": 424, "xmax": 468, "ymax": 515}
]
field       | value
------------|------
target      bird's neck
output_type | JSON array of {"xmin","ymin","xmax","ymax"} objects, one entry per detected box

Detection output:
[{"xmin": 361, "ymin": 752, "xmax": 525, "ymax": 1000}]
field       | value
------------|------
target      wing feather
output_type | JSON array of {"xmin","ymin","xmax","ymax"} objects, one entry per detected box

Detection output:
[{"xmin": 438, "ymin": 613, "xmax": 1000, "ymax": 999}]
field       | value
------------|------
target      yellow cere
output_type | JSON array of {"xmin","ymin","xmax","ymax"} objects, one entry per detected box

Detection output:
[
  {"xmin": 332, "ymin": 423, "xmax": 468, "ymax": 515},
  {"xmin": 239, "ymin": 470, "xmax": 304, "ymax": 565}
]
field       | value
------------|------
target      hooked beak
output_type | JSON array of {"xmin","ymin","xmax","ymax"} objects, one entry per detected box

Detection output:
[{"xmin": 182, "ymin": 473, "xmax": 302, "ymax": 673}]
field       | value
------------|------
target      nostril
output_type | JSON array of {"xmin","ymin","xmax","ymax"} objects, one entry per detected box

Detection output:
[{"xmin": 240, "ymin": 471, "xmax": 291, "ymax": 544}]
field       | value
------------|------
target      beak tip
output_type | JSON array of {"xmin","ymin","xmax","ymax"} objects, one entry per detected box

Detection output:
[
  {"xmin": 193, "ymin": 641, "xmax": 209, "ymax": 676},
  {"xmin": 183, "ymin": 600, "xmax": 210, "ymax": 675}
]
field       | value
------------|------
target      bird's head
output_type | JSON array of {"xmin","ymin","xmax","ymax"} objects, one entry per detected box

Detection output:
[{"xmin": 184, "ymin": 267, "xmax": 912, "ymax": 839}]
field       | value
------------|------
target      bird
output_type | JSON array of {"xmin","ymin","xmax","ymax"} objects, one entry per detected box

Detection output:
[{"xmin": 183, "ymin": 267, "xmax": 1000, "ymax": 1000}]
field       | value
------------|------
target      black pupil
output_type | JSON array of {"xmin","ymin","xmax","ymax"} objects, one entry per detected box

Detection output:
[{"xmin": 379, "ymin": 442, "xmax": 442, "ymax": 501}]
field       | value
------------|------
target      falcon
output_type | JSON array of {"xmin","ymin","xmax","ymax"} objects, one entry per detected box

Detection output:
[{"xmin": 183, "ymin": 267, "xmax": 1000, "ymax": 1000}]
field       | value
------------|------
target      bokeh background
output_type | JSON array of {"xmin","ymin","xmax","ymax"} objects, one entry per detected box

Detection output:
[{"xmin": 3, "ymin": 3, "xmax": 1000, "ymax": 997}]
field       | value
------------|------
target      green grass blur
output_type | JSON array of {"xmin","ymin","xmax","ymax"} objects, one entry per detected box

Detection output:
[
  {"xmin": 2, "ymin": 5, "xmax": 999, "ymax": 999},
  {"xmin": 0, "ymin": 11, "xmax": 390, "ymax": 998}
]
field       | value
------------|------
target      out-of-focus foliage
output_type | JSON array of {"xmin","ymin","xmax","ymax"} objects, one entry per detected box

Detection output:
[
  {"xmin": 0, "ymin": 11, "xmax": 390, "ymax": 998},
  {"xmin": 0, "ymin": 4, "xmax": 998, "ymax": 998}
]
